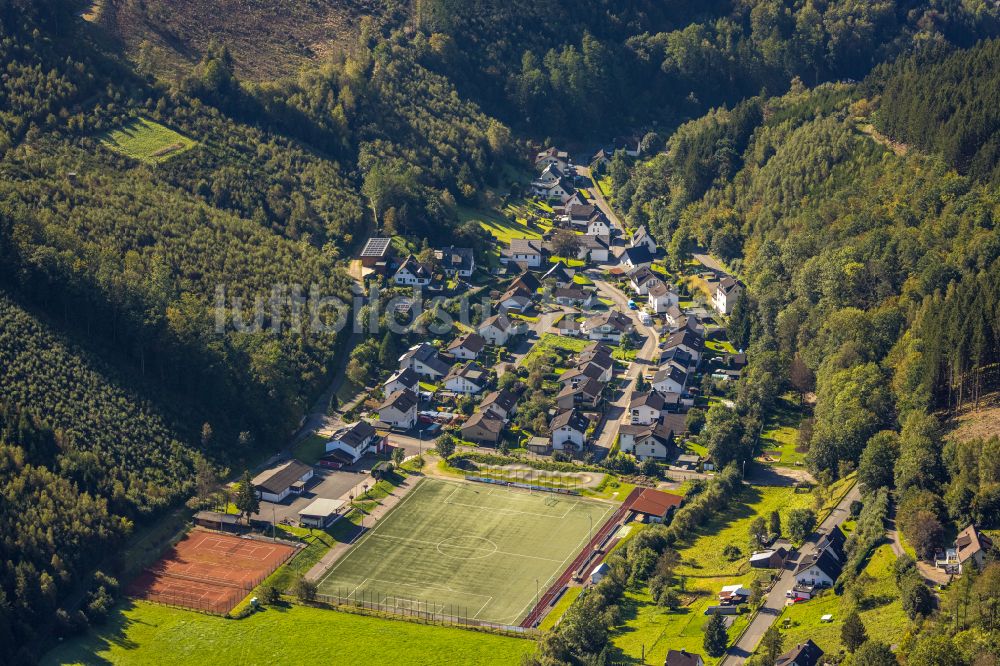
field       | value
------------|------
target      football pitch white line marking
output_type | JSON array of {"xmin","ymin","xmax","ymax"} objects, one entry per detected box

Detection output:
[
  {"xmin": 371, "ymin": 533, "xmax": 565, "ymax": 563},
  {"xmin": 503, "ymin": 501, "xmax": 617, "ymax": 626},
  {"xmin": 443, "ymin": 496, "xmax": 574, "ymax": 519}
]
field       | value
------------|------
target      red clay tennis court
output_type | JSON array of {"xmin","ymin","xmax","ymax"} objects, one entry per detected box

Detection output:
[{"xmin": 129, "ymin": 529, "xmax": 298, "ymax": 614}]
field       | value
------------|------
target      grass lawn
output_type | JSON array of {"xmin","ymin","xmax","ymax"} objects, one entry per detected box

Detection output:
[
  {"xmin": 293, "ymin": 433, "xmax": 329, "ymax": 465},
  {"xmin": 705, "ymin": 339, "xmax": 738, "ymax": 355},
  {"xmin": 583, "ymin": 475, "xmax": 636, "ymax": 501},
  {"xmin": 315, "ymin": 478, "xmax": 615, "ymax": 626},
  {"xmin": 522, "ymin": 333, "xmax": 589, "ymax": 366},
  {"xmin": 573, "ymin": 273, "xmax": 595, "ymax": 286},
  {"xmin": 611, "ymin": 486, "xmax": 816, "ymax": 664},
  {"xmin": 549, "ymin": 256, "xmax": 586, "ymax": 268},
  {"xmin": 758, "ymin": 394, "xmax": 808, "ymax": 468},
  {"xmin": 44, "ymin": 601, "xmax": 535, "ymax": 666},
  {"xmin": 460, "ymin": 204, "xmax": 543, "ymax": 245},
  {"xmin": 538, "ymin": 587, "xmax": 583, "ymax": 631},
  {"xmin": 596, "ymin": 175, "xmax": 614, "ymax": 199},
  {"xmin": 771, "ymin": 544, "xmax": 908, "ymax": 656},
  {"xmin": 100, "ymin": 117, "xmax": 196, "ymax": 164}
]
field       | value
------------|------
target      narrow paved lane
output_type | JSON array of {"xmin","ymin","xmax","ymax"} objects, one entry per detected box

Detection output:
[{"xmin": 722, "ymin": 483, "xmax": 861, "ymax": 663}]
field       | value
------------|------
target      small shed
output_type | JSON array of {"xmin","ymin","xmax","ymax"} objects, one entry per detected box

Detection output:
[
  {"xmin": 298, "ymin": 498, "xmax": 346, "ymax": 529},
  {"xmin": 750, "ymin": 547, "xmax": 788, "ymax": 569},
  {"xmin": 527, "ymin": 436, "xmax": 552, "ymax": 455},
  {"xmin": 193, "ymin": 511, "xmax": 244, "ymax": 533},
  {"xmin": 590, "ymin": 562, "xmax": 609, "ymax": 585}
]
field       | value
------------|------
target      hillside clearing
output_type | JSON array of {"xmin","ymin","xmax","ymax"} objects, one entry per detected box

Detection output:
[{"xmin": 100, "ymin": 118, "xmax": 196, "ymax": 164}]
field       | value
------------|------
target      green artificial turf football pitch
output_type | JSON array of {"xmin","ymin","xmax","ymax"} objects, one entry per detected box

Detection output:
[{"xmin": 316, "ymin": 478, "xmax": 615, "ymax": 626}]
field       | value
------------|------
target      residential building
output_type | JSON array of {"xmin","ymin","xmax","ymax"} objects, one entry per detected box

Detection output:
[
  {"xmin": 936, "ymin": 524, "xmax": 994, "ymax": 573},
  {"xmin": 554, "ymin": 286, "xmax": 596, "ymax": 307},
  {"xmin": 630, "ymin": 225, "xmax": 657, "ymax": 254},
  {"xmin": 443, "ymin": 361, "xmax": 488, "ymax": 395},
  {"xmin": 435, "ymin": 246, "xmax": 475, "ymax": 277},
  {"xmin": 794, "ymin": 547, "xmax": 843, "ymax": 588},
  {"xmin": 536, "ymin": 163, "xmax": 564, "ymax": 185},
  {"xmin": 775, "ymin": 641, "xmax": 824, "ymax": 666},
  {"xmin": 460, "ymin": 409, "xmax": 505, "ymax": 445},
  {"xmin": 384, "ymin": 367, "xmax": 419, "ymax": 396},
  {"xmin": 664, "ymin": 304, "xmax": 685, "ymax": 328},
  {"xmin": 479, "ymin": 389, "xmax": 520, "ymax": 421},
  {"xmin": 543, "ymin": 262, "xmax": 574, "ymax": 287},
  {"xmin": 551, "ymin": 409, "xmax": 589, "ymax": 451},
  {"xmin": 581, "ymin": 310, "xmax": 633, "ymax": 342},
  {"xmin": 378, "ymin": 389, "xmax": 418, "ymax": 429},
  {"xmin": 533, "ymin": 177, "xmax": 576, "ymax": 200},
  {"xmin": 252, "ymin": 460, "xmax": 313, "ymax": 503},
  {"xmin": 620, "ymin": 245, "xmax": 653, "ymax": 269},
  {"xmin": 325, "ymin": 421, "xmax": 380, "ymax": 464},
  {"xmin": 652, "ymin": 362, "xmax": 690, "ymax": 394},
  {"xmin": 665, "ymin": 650, "xmax": 704, "ymax": 666},
  {"xmin": 648, "ymin": 282, "xmax": 679, "ymax": 313},
  {"xmin": 497, "ymin": 284, "xmax": 534, "ymax": 313},
  {"xmin": 628, "ymin": 266, "xmax": 662, "ymax": 295},
  {"xmin": 713, "ymin": 276, "xmax": 743, "ymax": 315},
  {"xmin": 479, "ymin": 314, "xmax": 514, "ymax": 346},
  {"xmin": 446, "ymin": 332, "xmax": 486, "ymax": 361},
  {"xmin": 619, "ymin": 415, "xmax": 682, "ymax": 461},
  {"xmin": 580, "ymin": 234, "xmax": 611, "ymax": 263},
  {"xmin": 502, "ymin": 239, "xmax": 545, "ymax": 268},
  {"xmin": 555, "ymin": 377, "xmax": 603, "ymax": 410},
  {"xmin": 587, "ymin": 215, "xmax": 611, "ymax": 236},
  {"xmin": 399, "ymin": 343, "xmax": 452, "ymax": 379},
  {"xmin": 393, "ymin": 254, "xmax": 434, "ymax": 286},
  {"xmin": 629, "ymin": 391, "xmax": 668, "ymax": 425},
  {"xmin": 663, "ymin": 329, "xmax": 704, "ymax": 363},
  {"xmin": 535, "ymin": 147, "xmax": 569, "ymax": 171}
]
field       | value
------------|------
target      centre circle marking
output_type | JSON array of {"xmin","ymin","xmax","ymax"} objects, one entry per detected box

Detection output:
[{"xmin": 436, "ymin": 535, "xmax": 499, "ymax": 560}]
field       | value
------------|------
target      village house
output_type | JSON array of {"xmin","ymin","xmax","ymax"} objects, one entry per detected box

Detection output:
[
  {"xmin": 460, "ymin": 409, "xmax": 505, "ymax": 445},
  {"xmin": 384, "ymin": 367, "xmax": 419, "ymax": 396},
  {"xmin": 393, "ymin": 254, "xmax": 434, "ymax": 286},
  {"xmin": 630, "ymin": 225, "xmax": 658, "ymax": 254},
  {"xmin": 535, "ymin": 147, "xmax": 569, "ymax": 171},
  {"xmin": 559, "ymin": 362, "xmax": 606, "ymax": 387},
  {"xmin": 664, "ymin": 304, "xmax": 685, "ymax": 328},
  {"xmin": 619, "ymin": 414, "xmax": 685, "ymax": 461},
  {"xmin": 579, "ymin": 234, "xmax": 611, "ymax": 263},
  {"xmin": 479, "ymin": 389, "xmax": 520, "ymax": 421},
  {"xmin": 665, "ymin": 650, "xmax": 704, "ymax": 666},
  {"xmin": 326, "ymin": 421, "xmax": 381, "ymax": 464},
  {"xmin": 590, "ymin": 148, "xmax": 612, "ymax": 170},
  {"xmin": 629, "ymin": 391, "xmax": 669, "ymax": 425},
  {"xmin": 775, "ymin": 641, "xmax": 824, "ymax": 666},
  {"xmin": 543, "ymin": 262, "xmax": 575, "ymax": 287},
  {"xmin": 652, "ymin": 362, "xmax": 690, "ymax": 394},
  {"xmin": 620, "ymin": 245, "xmax": 653, "ymax": 270},
  {"xmin": 252, "ymin": 460, "xmax": 313, "ymax": 503},
  {"xmin": 443, "ymin": 361, "xmax": 488, "ymax": 395},
  {"xmin": 479, "ymin": 314, "xmax": 514, "ymax": 346},
  {"xmin": 663, "ymin": 329, "xmax": 704, "ymax": 363},
  {"xmin": 501, "ymin": 238, "xmax": 545, "ymax": 268},
  {"xmin": 628, "ymin": 487, "xmax": 683, "ymax": 523},
  {"xmin": 399, "ymin": 343, "xmax": 452, "ymax": 380},
  {"xmin": 555, "ymin": 315, "xmax": 583, "ymax": 336},
  {"xmin": 587, "ymin": 215, "xmax": 611, "ymax": 236},
  {"xmin": 535, "ymin": 163, "xmax": 565, "ymax": 185},
  {"xmin": 378, "ymin": 389, "xmax": 418, "ymax": 430},
  {"xmin": 497, "ymin": 284, "xmax": 535, "ymax": 313},
  {"xmin": 551, "ymin": 409, "xmax": 589, "ymax": 451},
  {"xmin": 713, "ymin": 276, "xmax": 743, "ymax": 315},
  {"xmin": 435, "ymin": 246, "xmax": 475, "ymax": 277},
  {"xmin": 446, "ymin": 332, "xmax": 486, "ymax": 361},
  {"xmin": 554, "ymin": 286, "xmax": 597, "ymax": 308},
  {"xmin": 581, "ymin": 310, "xmax": 633, "ymax": 342},
  {"xmin": 533, "ymin": 176, "xmax": 576, "ymax": 200},
  {"xmin": 793, "ymin": 547, "xmax": 843, "ymax": 590},
  {"xmin": 628, "ymin": 266, "xmax": 662, "ymax": 295},
  {"xmin": 936, "ymin": 524, "xmax": 994, "ymax": 574},
  {"xmin": 556, "ymin": 377, "xmax": 603, "ymax": 411},
  {"xmin": 647, "ymin": 282, "xmax": 678, "ymax": 314}
]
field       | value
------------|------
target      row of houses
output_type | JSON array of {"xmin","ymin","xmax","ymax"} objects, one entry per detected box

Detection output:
[{"xmin": 664, "ymin": 641, "xmax": 824, "ymax": 666}]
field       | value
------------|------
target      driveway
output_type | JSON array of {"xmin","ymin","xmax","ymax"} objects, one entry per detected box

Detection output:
[
  {"xmin": 577, "ymin": 166, "xmax": 624, "ymax": 229},
  {"xmin": 721, "ymin": 483, "xmax": 861, "ymax": 663}
]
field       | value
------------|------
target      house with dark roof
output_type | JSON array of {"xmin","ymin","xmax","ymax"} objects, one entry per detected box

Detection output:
[
  {"xmin": 628, "ymin": 266, "xmax": 662, "ymax": 295},
  {"xmin": 384, "ymin": 367, "xmax": 419, "ymax": 396},
  {"xmin": 713, "ymin": 276, "xmax": 743, "ymax": 315},
  {"xmin": 556, "ymin": 377, "xmax": 603, "ymax": 410},
  {"xmin": 443, "ymin": 361, "xmax": 488, "ymax": 395},
  {"xmin": 587, "ymin": 215, "xmax": 611, "ymax": 236},
  {"xmin": 629, "ymin": 391, "xmax": 669, "ymax": 425},
  {"xmin": 648, "ymin": 282, "xmax": 679, "ymax": 313},
  {"xmin": 252, "ymin": 459, "xmax": 314, "ymax": 503},
  {"xmin": 536, "ymin": 163, "xmax": 565, "ymax": 185},
  {"xmin": 794, "ymin": 546, "xmax": 843, "ymax": 589},
  {"xmin": 535, "ymin": 147, "xmax": 569, "ymax": 170},
  {"xmin": 479, "ymin": 314, "xmax": 518, "ymax": 346},
  {"xmin": 652, "ymin": 362, "xmax": 690, "ymax": 394},
  {"xmin": 393, "ymin": 254, "xmax": 434, "ymax": 286},
  {"xmin": 620, "ymin": 245, "xmax": 653, "ymax": 269},
  {"xmin": 554, "ymin": 286, "xmax": 597, "ymax": 307},
  {"xmin": 775, "ymin": 640, "xmax": 824, "ymax": 666},
  {"xmin": 664, "ymin": 650, "xmax": 704, "ymax": 666},
  {"xmin": 581, "ymin": 310, "xmax": 633, "ymax": 342},
  {"xmin": 399, "ymin": 343, "xmax": 452, "ymax": 379},
  {"xmin": 502, "ymin": 239, "xmax": 546, "ymax": 268},
  {"xmin": 580, "ymin": 234, "xmax": 611, "ymax": 263},
  {"xmin": 460, "ymin": 409, "xmax": 505, "ymax": 445},
  {"xmin": 446, "ymin": 333, "xmax": 486, "ymax": 361},
  {"xmin": 379, "ymin": 390, "xmax": 418, "ymax": 430},
  {"xmin": 619, "ymin": 414, "xmax": 683, "ymax": 461},
  {"xmin": 543, "ymin": 262, "xmax": 575, "ymax": 287},
  {"xmin": 630, "ymin": 225, "xmax": 658, "ymax": 254},
  {"xmin": 325, "ymin": 421, "xmax": 380, "ymax": 464},
  {"xmin": 629, "ymin": 488, "xmax": 683, "ymax": 523},
  {"xmin": 663, "ymin": 329, "xmax": 704, "ymax": 363},
  {"xmin": 497, "ymin": 284, "xmax": 535, "ymax": 313},
  {"xmin": 533, "ymin": 176, "xmax": 576, "ymax": 200},
  {"xmin": 551, "ymin": 409, "xmax": 589, "ymax": 451},
  {"xmin": 435, "ymin": 246, "xmax": 475, "ymax": 277},
  {"xmin": 479, "ymin": 389, "xmax": 520, "ymax": 421},
  {"xmin": 560, "ymin": 361, "xmax": 610, "ymax": 386}
]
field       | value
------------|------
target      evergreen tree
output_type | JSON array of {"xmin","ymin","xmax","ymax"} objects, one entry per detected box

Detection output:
[
  {"xmin": 703, "ymin": 612, "xmax": 728, "ymax": 657},
  {"xmin": 758, "ymin": 625, "xmax": 784, "ymax": 664},
  {"xmin": 852, "ymin": 641, "xmax": 897, "ymax": 666},
  {"xmin": 234, "ymin": 470, "xmax": 260, "ymax": 524},
  {"xmin": 841, "ymin": 609, "xmax": 868, "ymax": 652}
]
